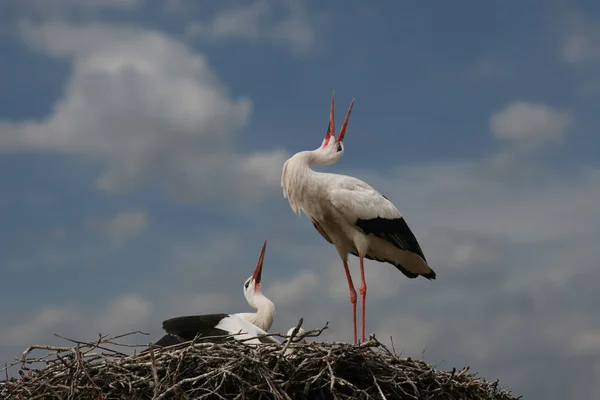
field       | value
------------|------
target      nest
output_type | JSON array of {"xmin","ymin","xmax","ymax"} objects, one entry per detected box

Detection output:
[{"xmin": 1, "ymin": 321, "xmax": 520, "ymax": 400}]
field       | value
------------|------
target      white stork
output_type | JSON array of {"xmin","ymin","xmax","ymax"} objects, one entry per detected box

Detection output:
[
  {"xmin": 153, "ymin": 240, "xmax": 278, "ymax": 346},
  {"xmin": 281, "ymin": 93, "xmax": 436, "ymax": 344}
]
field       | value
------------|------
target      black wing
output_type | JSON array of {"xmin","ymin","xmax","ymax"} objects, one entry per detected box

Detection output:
[
  {"xmin": 153, "ymin": 333, "xmax": 183, "ymax": 347},
  {"xmin": 355, "ymin": 216, "xmax": 427, "ymax": 261},
  {"xmin": 355, "ymin": 216, "xmax": 435, "ymax": 280},
  {"xmin": 162, "ymin": 314, "xmax": 231, "ymax": 342}
]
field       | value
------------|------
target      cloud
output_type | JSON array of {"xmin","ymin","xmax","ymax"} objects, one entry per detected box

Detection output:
[
  {"xmin": 87, "ymin": 211, "xmax": 149, "ymax": 244},
  {"xmin": 0, "ymin": 20, "xmax": 286, "ymax": 204},
  {"xmin": 561, "ymin": 11, "xmax": 600, "ymax": 96},
  {"xmin": 10, "ymin": 0, "xmax": 142, "ymax": 13},
  {"xmin": 562, "ymin": 12, "xmax": 600, "ymax": 65},
  {"xmin": 3, "ymin": 0, "xmax": 142, "ymax": 23},
  {"xmin": 0, "ymin": 305, "xmax": 79, "ymax": 347},
  {"xmin": 96, "ymin": 294, "xmax": 151, "ymax": 334},
  {"xmin": 375, "ymin": 314, "xmax": 437, "ymax": 355},
  {"xmin": 269, "ymin": 269, "xmax": 319, "ymax": 306},
  {"xmin": 0, "ymin": 294, "xmax": 150, "ymax": 364},
  {"xmin": 570, "ymin": 329, "xmax": 600, "ymax": 355},
  {"xmin": 189, "ymin": 0, "xmax": 269, "ymax": 40},
  {"xmin": 417, "ymin": 228, "xmax": 502, "ymax": 271},
  {"xmin": 185, "ymin": 293, "xmax": 235, "ymax": 315},
  {"xmin": 490, "ymin": 101, "xmax": 572, "ymax": 151},
  {"xmin": 186, "ymin": 0, "xmax": 322, "ymax": 56}
]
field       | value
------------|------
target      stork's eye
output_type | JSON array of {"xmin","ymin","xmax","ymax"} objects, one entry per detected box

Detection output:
[
  {"xmin": 244, "ymin": 280, "xmax": 250, "ymax": 289},
  {"xmin": 336, "ymin": 143, "xmax": 342, "ymax": 152}
]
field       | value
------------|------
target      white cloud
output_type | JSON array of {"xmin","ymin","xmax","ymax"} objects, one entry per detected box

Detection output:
[
  {"xmin": 11, "ymin": 0, "xmax": 142, "ymax": 13},
  {"xmin": 269, "ymin": 269, "xmax": 319, "ymax": 306},
  {"xmin": 490, "ymin": 101, "xmax": 572, "ymax": 151},
  {"xmin": 186, "ymin": 0, "xmax": 321, "ymax": 56},
  {"xmin": 189, "ymin": 0, "xmax": 269, "ymax": 40},
  {"xmin": 0, "ymin": 20, "xmax": 284, "ymax": 204},
  {"xmin": 0, "ymin": 305, "xmax": 79, "ymax": 347},
  {"xmin": 88, "ymin": 211, "xmax": 149, "ymax": 244},
  {"xmin": 564, "ymin": 33, "xmax": 596, "ymax": 64},
  {"xmin": 418, "ymin": 228, "xmax": 501, "ymax": 271},
  {"xmin": 375, "ymin": 314, "xmax": 437, "ymax": 355},
  {"xmin": 570, "ymin": 330, "xmax": 600, "ymax": 355},
  {"xmin": 562, "ymin": 12, "xmax": 600, "ymax": 65},
  {"xmin": 561, "ymin": 11, "xmax": 600, "ymax": 99},
  {"xmin": 187, "ymin": 293, "xmax": 235, "ymax": 314},
  {"xmin": 0, "ymin": 295, "xmax": 149, "ymax": 351},
  {"xmin": 96, "ymin": 294, "xmax": 151, "ymax": 334}
]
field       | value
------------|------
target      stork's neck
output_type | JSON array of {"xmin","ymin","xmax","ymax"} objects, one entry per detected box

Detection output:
[
  {"xmin": 296, "ymin": 149, "xmax": 335, "ymax": 167},
  {"xmin": 282, "ymin": 150, "xmax": 333, "ymax": 216},
  {"xmin": 248, "ymin": 293, "xmax": 275, "ymax": 331},
  {"xmin": 282, "ymin": 150, "xmax": 328, "ymax": 187}
]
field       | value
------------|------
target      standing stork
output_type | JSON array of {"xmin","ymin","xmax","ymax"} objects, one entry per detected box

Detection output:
[
  {"xmin": 281, "ymin": 93, "xmax": 436, "ymax": 344},
  {"xmin": 153, "ymin": 240, "xmax": 278, "ymax": 346}
]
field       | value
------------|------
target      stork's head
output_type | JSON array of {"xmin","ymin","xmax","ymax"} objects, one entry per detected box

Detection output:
[
  {"xmin": 316, "ymin": 92, "xmax": 354, "ymax": 165},
  {"xmin": 243, "ymin": 240, "xmax": 267, "ymax": 307}
]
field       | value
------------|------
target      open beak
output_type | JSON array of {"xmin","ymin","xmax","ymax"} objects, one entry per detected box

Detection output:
[
  {"xmin": 336, "ymin": 98, "xmax": 354, "ymax": 143},
  {"xmin": 252, "ymin": 240, "xmax": 267, "ymax": 290},
  {"xmin": 323, "ymin": 92, "xmax": 336, "ymax": 145},
  {"xmin": 323, "ymin": 92, "xmax": 355, "ymax": 145}
]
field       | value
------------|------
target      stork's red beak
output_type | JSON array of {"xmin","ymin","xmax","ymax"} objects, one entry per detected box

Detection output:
[
  {"xmin": 336, "ymin": 98, "xmax": 354, "ymax": 143},
  {"xmin": 323, "ymin": 92, "xmax": 354, "ymax": 145},
  {"xmin": 252, "ymin": 240, "xmax": 267, "ymax": 290},
  {"xmin": 323, "ymin": 92, "xmax": 336, "ymax": 146}
]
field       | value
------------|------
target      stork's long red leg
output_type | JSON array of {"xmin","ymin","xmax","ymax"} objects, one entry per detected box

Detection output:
[
  {"xmin": 342, "ymin": 259, "xmax": 357, "ymax": 344},
  {"xmin": 359, "ymin": 253, "xmax": 367, "ymax": 343}
]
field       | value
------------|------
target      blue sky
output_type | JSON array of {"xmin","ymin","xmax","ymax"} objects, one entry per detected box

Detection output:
[{"xmin": 1, "ymin": 1, "xmax": 600, "ymax": 398}]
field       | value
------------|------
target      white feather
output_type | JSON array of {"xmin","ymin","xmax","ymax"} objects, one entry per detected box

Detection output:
[
  {"xmin": 237, "ymin": 293, "xmax": 275, "ymax": 332},
  {"xmin": 327, "ymin": 175, "xmax": 402, "ymax": 221},
  {"xmin": 216, "ymin": 314, "xmax": 280, "ymax": 344}
]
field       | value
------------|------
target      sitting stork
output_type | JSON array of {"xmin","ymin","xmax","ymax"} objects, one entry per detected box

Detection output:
[{"xmin": 153, "ymin": 240, "xmax": 278, "ymax": 346}]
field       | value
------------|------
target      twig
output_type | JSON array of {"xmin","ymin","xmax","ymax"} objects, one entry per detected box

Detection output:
[
  {"xmin": 373, "ymin": 376, "xmax": 387, "ymax": 400},
  {"xmin": 148, "ymin": 343, "xmax": 159, "ymax": 398},
  {"xmin": 279, "ymin": 318, "xmax": 304, "ymax": 357}
]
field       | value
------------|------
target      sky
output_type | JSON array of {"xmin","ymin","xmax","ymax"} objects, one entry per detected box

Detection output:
[{"xmin": 1, "ymin": 0, "xmax": 599, "ymax": 398}]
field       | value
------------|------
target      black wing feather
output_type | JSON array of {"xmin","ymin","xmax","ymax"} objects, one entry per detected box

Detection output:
[
  {"xmin": 355, "ymin": 217, "xmax": 427, "ymax": 261},
  {"xmin": 354, "ymin": 217, "xmax": 435, "ymax": 280},
  {"xmin": 162, "ymin": 314, "xmax": 231, "ymax": 342},
  {"xmin": 153, "ymin": 333, "xmax": 183, "ymax": 347}
]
